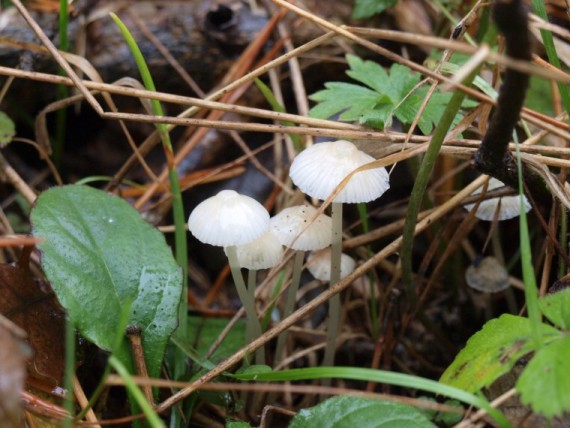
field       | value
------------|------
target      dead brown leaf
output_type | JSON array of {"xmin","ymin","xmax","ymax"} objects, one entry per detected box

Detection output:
[{"xmin": 0, "ymin": 248, "xmax": 65, "ymax": 388}]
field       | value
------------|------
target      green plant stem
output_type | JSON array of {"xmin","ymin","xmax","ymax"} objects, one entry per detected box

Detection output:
[
  {"xmin": 513, "ymin": 136, "xmax": 542, "ymax": 349},
  {"xmin": 274, "ymin": 250, "xmax": 305, "ymax": 365},
  {"xmin": 247, "ymin": 269, "xmax": 257, "ymax": 345},
  {"xmin": 323, "ymin": 202, "xmax": 343, "ymax": 367},
  {"xmin": 232, "ymin": 366, "xmax": 510, "ymax": 428},
  {"xmin": 110, "ymin": 12, "xmax": 188, "ymax": 387},
  {"xmin": 401, "ymin": 69, "xmax": 478, "ymax": 307},
  {"xmin": 357, "ymin": 202, "xmax": 379, "ymax": 339},
  {"xmin": 109, "ymin": 356, "xmax": 165, "ymax": 428},
  {"xmin": 531, "ymin": 0, "xmax": 570, "ymax": 276},
  {"xmin": 76, "ymin": 303, "xmax": 132, "ymax": 421},
  {"xmin": 62, "ymin": 317, "xmax": 75, "ymax": 428},
  {"xmin": 531, "ymin": 0, "xmax": 570, "ymax": 112},
  {"xmin": 225, "ymin": 245, "xmax": 265, "ymax": 364}
]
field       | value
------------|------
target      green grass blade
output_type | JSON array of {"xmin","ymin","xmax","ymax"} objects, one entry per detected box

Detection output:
[
  {"xmin": 109, "ymin": 17, "xmax": 188, "ymax": 425},
  {"xmin": 109, "ymin": 356, "xmax": 166, "ymax": 428},
  {"xmin": 401, "ymin": 69, "xmax": 479, "ymax": 304},
  {"xmin": 232, "ymin": 366, "xmax": 510, "ymax": 427},
  {"xmin": 531, "ymin": 0, "xmax": 570, "ymax": 113},
  {"xmin": 513, "ymin": 134, "xmax": 542, "ymax": 349},
  {"xmin": 254, "ymin": 78, "xmax": 302, "ymax": 151}
]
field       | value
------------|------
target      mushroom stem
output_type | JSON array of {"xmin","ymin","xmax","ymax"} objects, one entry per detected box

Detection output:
[
  {"xmin": 246, "ymin": 269, "xmax": 258, "ymax": 344},
  {"xmin": 225, "ymin": 246, "xmax": 265, "ymax": 364},
  {"xmin": 274, "ymin": 250, "xmax": 305, "ymax": 365},
  {"xmin": 323, "ymin": 202, "xmax": 343, "ymax": 367}
]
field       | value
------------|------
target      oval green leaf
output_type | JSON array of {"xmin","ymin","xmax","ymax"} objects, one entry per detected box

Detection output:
[
  {"xmin": 289, "ymin": 395, "xmax": 436, "ymax": 428},
  {"xmin": 31, "ymin": 185, "xmax": 182, "ymax": 377},
  {"xmin": 0, "ymin": 111, "xmax": 15, "ymax": 146}
]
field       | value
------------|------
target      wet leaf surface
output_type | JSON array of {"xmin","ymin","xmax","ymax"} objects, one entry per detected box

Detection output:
[
  {"xmin": 289, "ymin": 395, "xmax": 436, "ymax": 428},
  {"xmin": 31, "ymin": 185, "xmax": 182, "ymax": 377}
]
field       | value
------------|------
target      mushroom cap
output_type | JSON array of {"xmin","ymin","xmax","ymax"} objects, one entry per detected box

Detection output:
[
  {"xmin": 224, "ymin": 231, "xmax": 283, "ymax": 270},
  {"xmin": 464, "ymin": 178, "xmax": 531, "ymax": 221},
  {"xmin": 465, "ymin": 256, "xmax": 510, "ymax": 293},
  {"xmin": 307, "ymin": 248, "xmax": 356, "ymax": 282},
  {"xmin": 270, "ymin": 204, "xmax": 332, "ymax": 251},
  {"xmin": 289, "ymin": 140, "xmax": 390, "ymax": 203},
  {"xmin": 188, "ymin": 190, "xmax": 269, "ymax": 247}
]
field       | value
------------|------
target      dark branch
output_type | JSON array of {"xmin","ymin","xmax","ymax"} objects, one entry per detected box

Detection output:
[{"xmin": 473, "ymin": 0, "xmax": 551, "ymax": 208}]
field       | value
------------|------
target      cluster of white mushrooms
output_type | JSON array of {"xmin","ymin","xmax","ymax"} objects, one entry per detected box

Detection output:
[
  {"xmin": 188, "ymin": 140, "xmax": 390, "ymax": 366},
  {"xmin": 462, "ymin": 177, "xmax": 532, "ymax": 293}
]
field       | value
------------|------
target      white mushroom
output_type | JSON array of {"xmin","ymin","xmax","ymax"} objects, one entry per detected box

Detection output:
[
  {"xmin": 188, "ymin": 189, "xmax": 270, "ymax": 363},
  {"xmin": 188, "ymin": 189, "xmax": 269, "ymax": 246},
  {"xmin": 463, "ymin": 178, "xmax": 531, "ymax": 221},
  {"xmin": 270, "ymin": 204, "xmax": 332, "ymax": 251},
  {"xmin": 307, "ymin": 248, "xmax": 356, "ymax": 282},
  {"xmin": 225, "ymin": 230, "xmax": 283, "ymax": 271},
  {"xmin": 270, "ymin": 204, "xmax": 332, "ymax": 362},
  {"xmin": 289, "ymin": 140, "xmax": 389, "ymax": 366},
  {"xmin": 289, "ymin": 140, "xmax": 390, "ymax": 204},
  {"xmin": 465, "ymin": 256, "xmax": 510, "ymax": 293}
]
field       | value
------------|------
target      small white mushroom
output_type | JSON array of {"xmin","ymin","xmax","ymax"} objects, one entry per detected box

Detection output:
[
  {"xmin": 188, "ymin": 189, "xmax": 270, "ymax": 363},
  {"xmin": 289, "ymin": 140, "xmax": 390, "ymax": 203},
  {"xmin": 188, "ymin": 189, "xmax": 270, "ymax": 247},
  {"xmin": 270, "ymin": 204, "xmax": 332, "ymax": 251},
  {"xmin": 307, "ymin": 248, "xmax": 356, "ymax": 282},
  {"xmin": 289, "ymin": 140, "xmax": 389, "ymax": 366},
  {"xmin": 463, "ymin": 178, "xmax": 531, "ymax": 221},
  {"xmin": 270, "ymin": 204, "xmax": 332, "ymax": 363},
  {"xmin": 465, "ymin": 256, "xmax": 510, "ymax": 293},
  {"xmin": 224, "ymin": 230, "xmax": 283, "ymax": 271}
]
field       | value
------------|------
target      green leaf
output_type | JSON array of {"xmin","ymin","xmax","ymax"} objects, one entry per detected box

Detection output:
[
  {"xmin": 289, "ymin": 395, "xmax": 436, "ymax": 428},
  {"xmin": 309, "ymin": 82, "xmax": 380, "ymax": 121},
  {"xmin": 226, "ymin": 422, "xmax": 253, "ymax": 428},
  {"xmin": 352, "ymin": 0, "xmax": 398, "ymax": 20},
  {"xmin": 0, "ymin": 111, "xmax": 15, "ymax": 146},
  {"xmin": 235, "ymin": 364, "xmax": 272, "ymax": 377},
  {"xmin": 440, "ymin": 314, "xmax": 561, "ymax": 392},
  {"xmin": 309, "ymin": 55, "xmax": 468, "ymax": 134},
  {"xmin": 31, "ymin": 185, "xmax": 182, "ymax": 377},
  {"xmin": 539, "ymin": 288, "xmax": 570, "ymax": 330},
  {"xmin": 187, "ymin": 316, "xmax": 245, "ymax": 363},
  {"xmin": 517, "ymin": 335, "xmax": 570, "ymax": 417}
]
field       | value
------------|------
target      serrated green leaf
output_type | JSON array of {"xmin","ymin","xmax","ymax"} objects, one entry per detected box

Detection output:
[
  {"xmin": 517, "ymin": 335, "xmax": 570, "ymax": 417},
  {"xmin": 352, "ymin": 0, "xmax": 398, "ymax": 20},
  {"xmin": 345, "ymin": 54, "xmax": 390, "ymax": 94},
  {"xmin": 289, "ymin": 395, "xmax": 436, "ymax": 428},
  {"xmin": 309, "ymin": 55, "xmax": 470, "ymax": 134},
  {"xmin": 539, "ymin": 288, "xmax": 570, "ymax": 329},
  {"xmin": 309, "ymin": 82, "xmax": 380, "ymax": 121},
  {"xmin": 0, "ymin": 111, "xmax": 15, "ymax": 146},
  {"xmin": 386, "ymin": 63, "xmax": 420, "ymax": 102},
  {"xmin": 31, "ymin": 185, "xmax": 182, "ymax": 377},
  {"xmin": 440, "ymin": 314, "xmax": 561, "ymax": 392}
]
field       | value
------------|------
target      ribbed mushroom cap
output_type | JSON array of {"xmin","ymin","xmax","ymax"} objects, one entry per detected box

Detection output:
[
  {"xmin": 224, "ymin": 231, "xmax": 283, "ymax": 270},
  {"xmin": 188, "ymin": 190, "xmax": 269, "ymax": 247},
  {"xmin": 465, "ymin": 256, "xmax": 510, "ymax": 293},
  {"xmin": 270, "ymin": 205, "xmax": 332, "ymax": 251},
  {"xmin": 464, "ymin": 178, "xmax": 531, "ymax": 221},
  {"xmin": 307, "ymin": 248, "xmax": 356, "ymax": 282},
  {"xmin": 289, "ymin": 140, "xmax": 390, "ymax": 203}
]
